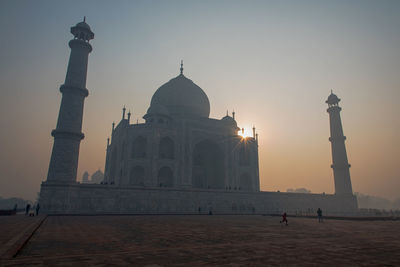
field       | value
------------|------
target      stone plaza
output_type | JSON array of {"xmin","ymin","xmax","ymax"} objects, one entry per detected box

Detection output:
[{"xmin": 1, "ymin": 215, "xmax": 400, "ymax": 265}]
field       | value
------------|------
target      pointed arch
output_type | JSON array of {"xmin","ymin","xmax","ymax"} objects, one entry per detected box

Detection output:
[
  {"xmin": 158, "ymin": 166, "xmax": 173, "ymax": 187},
  {"xmin": 192, "ymin": 140, "xmax": 225, "ymax": 189},
  {"xmin": 129, "ymin": 166, "xmax": 145, "ymax": 186}
]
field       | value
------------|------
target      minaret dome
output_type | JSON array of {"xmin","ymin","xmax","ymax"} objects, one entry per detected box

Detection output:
[
  {"xmin": 71, "ymin": 17, "xmax": 94, "ymax": 42},
  {"xmin": 326, "ymin": 90, "xmax": 341, "ymax": 106}
]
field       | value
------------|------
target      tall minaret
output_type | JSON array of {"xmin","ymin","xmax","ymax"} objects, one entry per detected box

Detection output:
[
  {"xmin": 46, "ymin": 19, "xmax": 94, "ymax": 183},
  {"xmin": 326, "ymin": 91, "xmax": 353, "ymax": 195}
]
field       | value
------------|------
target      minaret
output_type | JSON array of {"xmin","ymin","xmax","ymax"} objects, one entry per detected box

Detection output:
[
  {"xmin": 326, "ymin": 91, "xmax": 353, "ymax": 195},
  {"xmin": 122, "ymin": 106, "xmax": 126, "ymax": 120},
  {"xmin": 46, "ymin": 19, "xmax": 94, "ymax": 183},
  {"xmin": 180, "ymin": 60, "xmax": 184, "ymax": 75},
  {"xmin": 127, "ymin": 110, "xmax": 131, "ymax": 124}
]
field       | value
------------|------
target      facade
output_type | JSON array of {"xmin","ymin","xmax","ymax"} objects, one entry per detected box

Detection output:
[
  {"xmin": 39, "ymin": 20, "xmax": 358, "ymax": 215},
  {"xmin": 103, "ymin": 65, "xmax": 259, "ymax": 192}
]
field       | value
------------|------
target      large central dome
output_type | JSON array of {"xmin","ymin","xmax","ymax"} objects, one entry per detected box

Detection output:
[{"xmin": 150, "ymin": 73, "xmax": 210, "ymax": 118}]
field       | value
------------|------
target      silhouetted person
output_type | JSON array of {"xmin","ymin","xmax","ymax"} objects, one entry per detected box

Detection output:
[
  {"xmin": 30, "ymin": 205, "xmax": 35, "ymax": 216},
  {"xmin": 280, "ymin": 212, "xmax": 288, "ymax": 225},
  {"xmin": 36, "ymin": 203, "xmax": 40, "ymax": 216},
  {"xmin": 25, "ymin": 204, "xmax": 31, "ymax": 216},
  {"xmin": 317, "ymin": 208, "xmax": 323, "ymax": 223}
]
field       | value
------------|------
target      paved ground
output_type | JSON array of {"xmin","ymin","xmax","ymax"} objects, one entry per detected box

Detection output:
[
  {"xmin": 0, "ymin": 215, "xmax": 45, "ymax": 259},
  {"xmin": 1, "ymin": 215, "xmax": 400, "ymax": 266}
]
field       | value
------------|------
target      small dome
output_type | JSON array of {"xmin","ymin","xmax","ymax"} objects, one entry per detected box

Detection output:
[
  {"xmin": 150, "ymin": 74, "xmax": 210, "ymax": 118},
  {"xmin": 221, "ymin": 115, "xmax": 237, "ymax": 127},
  {"xmin": 70, "ymin": 19, "xmax": 94, "ymax": 41},
  {"xmin": 326, "ymin": 92, "xmax": 340, "ymax": 105},
  {"xmin": 76, "ymin": 21, "xmax": 91, "ymax": 30}
]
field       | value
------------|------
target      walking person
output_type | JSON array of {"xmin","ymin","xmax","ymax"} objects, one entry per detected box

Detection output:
[
  {"xmin": 280, "ymin": 212, "xmax": 288, "ymax": 226},
  {"xmin": 25, "ymin": 203, "xmax": 31, "ymax": 216},
  {"xmin": 317, "ymin": 208, "xmax": 323, "ymax": 223},
  {"xmin": 36, "ymin": 203, "xmax": 40, "ymax": 216}
]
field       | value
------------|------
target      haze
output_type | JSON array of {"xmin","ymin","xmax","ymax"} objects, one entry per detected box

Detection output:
[{"xmin": 0, "ymin": 0, "xmax": 399, "ymax": 201}]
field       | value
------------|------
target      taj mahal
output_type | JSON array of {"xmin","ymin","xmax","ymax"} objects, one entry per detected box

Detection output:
[
  {"xmin": 104, "ymin": 61, "xmax": 259, "ymax": 192},
  {"xmin": 39, "ymin": 20, "xmax": 358, "ymax": 214}
]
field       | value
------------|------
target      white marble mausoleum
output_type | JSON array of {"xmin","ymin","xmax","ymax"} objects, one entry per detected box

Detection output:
[{"xmin": 39, "ymin": 20, "xmax": 358, "ymax": 215}]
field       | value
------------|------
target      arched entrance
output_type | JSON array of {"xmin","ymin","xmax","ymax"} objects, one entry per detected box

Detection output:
[
  {"xmin": 130, "ymin": 166, "xmax": 145, "ymax": 185},
  {"xmin": 192, "ymin": 140, "xmax": 225, "ymax": 189},
  {"xmin": 158, "ymin": 166, "xmax": 173, "ymax": 187}
]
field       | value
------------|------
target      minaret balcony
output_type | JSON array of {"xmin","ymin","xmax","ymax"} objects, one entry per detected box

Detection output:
[
  {"xmin": 51, "ymin": 129, "xmax": 85, "ymax": 141},
  {"xmin": 68, "ymin": 39, "xmax": 93, "ymax": 52},
  {"xmin": 331, "ymin": 163, "xmax": 351, "ymax": 169},
  {"xmin": 327, "ymin": 106, "xmax": 342, "ymax": 113},
  {"xmin": 329, "ymin": 136, "xmax": 346, "ymax": 142},
  {"xmin": 60, "ymin": 85, "xmax": 89, "ymax": 97}
]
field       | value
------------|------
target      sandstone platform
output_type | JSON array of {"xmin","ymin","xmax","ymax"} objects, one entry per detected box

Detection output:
[{"xmin": 1, "ymin": 215, "xmax": 399, "ymax": 266}]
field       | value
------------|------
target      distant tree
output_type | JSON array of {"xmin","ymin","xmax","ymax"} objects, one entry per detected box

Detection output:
[
  {"xmin": 82, "ymin": 171, "xmax": 90, "ymax": 183},
  {"xmin": 91, "ymin": 170, "xmax": 104, "ymax": 184}
]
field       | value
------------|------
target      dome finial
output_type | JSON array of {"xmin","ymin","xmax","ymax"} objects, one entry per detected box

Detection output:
[
  {"xmin": 326, "ymin": 90, "xmax": 340, "ymax": 106},
  {"xmin": 83, "ymin": 16, "xmax": 86, "ymax": 22},
  {"xmin": 180, "ymin": 60, "xmax": 184, "ymax": 75}
]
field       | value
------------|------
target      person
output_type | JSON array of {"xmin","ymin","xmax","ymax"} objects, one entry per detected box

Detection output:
[
  {"xmin": 36, "ymin": 203, "xmax": 40, "ymax": 216},
  {"xmin": 25, "ymin": 203, "xmax": 31, "ymax": 216},
  {"xmin": 317, "ymin": 208, "xmax": 323, "ymax": 223},
  {"xmin": 280, "ymin": 212, "xmax": 288, "ymax": 225},
  {"xmin": 29, "ymin": 205, "xmax": 35, "ymax": 216}
]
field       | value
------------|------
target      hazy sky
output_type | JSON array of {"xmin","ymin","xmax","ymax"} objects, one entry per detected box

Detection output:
[{"xmin": 0, "ymin": 0, "xmax": 399, "ymax": 201}]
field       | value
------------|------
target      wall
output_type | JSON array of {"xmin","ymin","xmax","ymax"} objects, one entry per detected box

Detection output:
[{"xmin": 40, "ymin": 182, "xmax": 358, "ymax": 215}]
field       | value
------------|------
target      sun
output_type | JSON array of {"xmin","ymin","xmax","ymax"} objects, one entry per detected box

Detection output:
[{"xmin": 238, "ymin": 127, "xmax": 253, "ymax": 138}]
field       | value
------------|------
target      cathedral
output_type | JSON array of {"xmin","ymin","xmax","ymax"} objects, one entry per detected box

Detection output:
[
  {"xmin": 104, "ymin": 63, "xmax": 259, "ymax": 192},
  {"xmin": 39, "ymin": 20, "xmax": 357, "ymax": 215}
]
